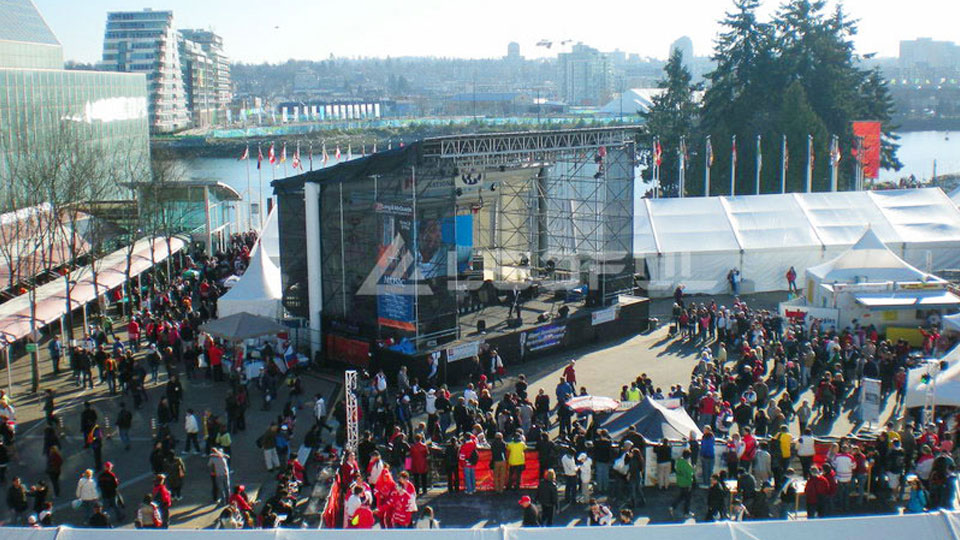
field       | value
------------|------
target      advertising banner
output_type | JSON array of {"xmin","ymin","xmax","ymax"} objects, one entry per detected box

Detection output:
[
  {"xmin": 446, "ymin": 340, "xmax": 482, "ymax": 362},
  {"xmin": 779, "ymin": 304, "xmax": 840, "ymax": 330},
  {"xmin": 852, "ymin": 121, "xmax": 882, "ymax": 179},
  {"xmin": 860, "ymin": 377, "xmax": 882, "ymax": 423},
  {"xmin": 592, "ymin": 305, "xmax": 619, "ymax": 326},
  {"xmin": 521, "ymin": 322, "xmax": 567, "ymax": 357}
]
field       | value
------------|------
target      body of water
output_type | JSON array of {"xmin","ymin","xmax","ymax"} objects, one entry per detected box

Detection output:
[
  {"xmin": 881, "ymin": 130, "xmax": 960, "ymax": 182},
  {"xmin": 178, "ymin": 131, "xmax": 960, "ymax": 226}
]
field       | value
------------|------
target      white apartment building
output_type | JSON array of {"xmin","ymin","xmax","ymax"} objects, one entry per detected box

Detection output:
[{"xmin": 100, "ymin": 9, "xmax": 191, "ymax": 133}]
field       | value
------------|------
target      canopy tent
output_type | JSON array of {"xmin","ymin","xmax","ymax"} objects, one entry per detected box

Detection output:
[
  {"xmin": 200, "ymin": 311, "xmax": 287, "ymax": 342},
  {"xmin": 259, "ymin": 204, "xmax": 280, "ymax": 267},
  {"xmin": 635, "ymin": 188, "xmax": 960, "ymax": 296},
  {"xmin": 945, "ymin": 313, "xmax": 960, "ymax": 333},
  {"xmin": 599, "ymin": 88, "xmax": 664, "ymax": 116},
  {"xmin": 807, "ymin": 227, "xmax": 936, "ymax": 284},
  {"xmin": 217, "ymin": 218, "xmax": 283, "ymax": 319},
  {"xmin": 0, "ymin": 236, "xmax": 184, "ymax": 345},
  {"xmin": 600, "ymin": 397, "xmax": 702, "ymax": 441},
  {"xmin": 904, "ymin": 345, "xmax": 960, "ymax": 409}
]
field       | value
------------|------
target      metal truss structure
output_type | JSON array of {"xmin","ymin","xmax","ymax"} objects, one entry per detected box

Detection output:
[
  {"xmin": 422, "ymin": 126, "xmax": 639, "ymax": 169},
  {"xmin": 344, "ymin": 369, "xmax": 359, "ymax": 452}
]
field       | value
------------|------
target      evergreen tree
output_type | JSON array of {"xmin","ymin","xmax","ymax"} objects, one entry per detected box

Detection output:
[{"xmin": 642, "ymin": 49, "xmax": 699, "ymax": 196}]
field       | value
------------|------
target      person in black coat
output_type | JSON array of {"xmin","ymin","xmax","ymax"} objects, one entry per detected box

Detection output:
[
  {"xmin": 706, "ymin": 473, "xmax": 727, "ymax": 522},
  {"xmin": 535, "ymin": 469, "xmax": 559, "ymax": 526},
  {"xmin": 519, "ymin": 495, "xmax": 540, "ymax": 527}
]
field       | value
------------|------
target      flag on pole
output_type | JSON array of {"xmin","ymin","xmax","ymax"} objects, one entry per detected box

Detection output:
[
  {"xmin": 280, "ymin": 143, "xmax": 287, "ymax": 164},
  {"xmin": 238, "ymin": 146, "xmax": 249, "ymax": 161},
  {"xmin": 347, "ymin": 144, "xmax": 353, "ymax": 161},
  {"xmin": 706, "ymin": 136, "xmax": 714, "ymax": 167},
  {"xmin": 292, "ymin": 142, "xmax": 302, "ymax": 170},
  {"xmin": 783, "ymin": 136, "xmax": 789, "ymax": 173},
  {"xmin": 373, "ymin": 142, "xmax": 378, "ymax": 154},
  {"xmin": 809, "ymin": 135, "xmax": 815, "ymax": 171},
  {"xmin": 335, "ymin": 145, "xmax": 342, "ymax": 161},
  {"xmin": 680, "ymin": 137, "xmax": 688, "ymax": 170},
  {"xmin": 756, "ymin": 135, "xmax": 763, "ymax": 174},
  {"xmin": 257, "ymin": 144, "xmax": 263, "ymax": 170},
  {"xmin": 653, "ymin": 140, "xmax": 663, "ymax": 166},
  {"xmin": 831, "ymin": 136, "xmax": 841, "ymax": 165},
  {"xmin": 360, "ymin": 145, "xmax": 366, "ymax": 157},
  {"xmin": 322, "ymin": 143, "xmax": 329, "ymax": 166},
  {"xmin": 732, "ymin": 135, "xmax": 738, "ymax": 165},
  {"xmin": 268, "ymin": 144, "xmax": 276, "ymax": 165},
  {"xmin": 309, "ymin": 142, "xmax": 314, "ymax": 171}
]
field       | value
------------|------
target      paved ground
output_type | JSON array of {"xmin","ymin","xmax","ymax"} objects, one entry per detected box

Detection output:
[
  {"xmin": 0, "ymin": 291, "xmax": 906, "ymax": 528},
  {"xmin": 1, "ymin": 321, "xmax": 339, "ymax": 529}
]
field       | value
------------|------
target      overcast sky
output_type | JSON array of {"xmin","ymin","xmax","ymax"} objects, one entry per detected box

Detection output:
[{"xmin": 34, "ymin": 0, "xmax": 959, "ymax": 64}]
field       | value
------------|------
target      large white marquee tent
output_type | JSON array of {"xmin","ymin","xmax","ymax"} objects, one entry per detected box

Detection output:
[{"xmin": 634, "ymin": 188, "xmax": 960, "ymax": 296}]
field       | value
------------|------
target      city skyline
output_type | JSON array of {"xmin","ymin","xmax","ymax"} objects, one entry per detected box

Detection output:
[{"xmin": 34, "ymin": 0, "xmax": 960, "ymax": 64}]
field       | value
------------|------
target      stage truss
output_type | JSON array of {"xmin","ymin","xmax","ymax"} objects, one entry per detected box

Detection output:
[{"xmin": 310, "ymin": 126, "xmax": 640, "ymax": 352}]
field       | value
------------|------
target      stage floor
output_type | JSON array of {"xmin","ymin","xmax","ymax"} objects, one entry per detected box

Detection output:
[{"xmin": 456, "ymin": 291, "xmax": 589, "ymax": 339}]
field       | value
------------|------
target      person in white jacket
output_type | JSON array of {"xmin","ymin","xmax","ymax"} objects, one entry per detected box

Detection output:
[
  {"xmin": 75, "ymin": 469, "xmax": 100, "ymax": 519},
  {"xmin": 832, "ymin": 444, "xmax": 856, "ymax": 512},
  {"xmin": 577, "ymin": 453, "xmax": 593, "ymax": 503}
]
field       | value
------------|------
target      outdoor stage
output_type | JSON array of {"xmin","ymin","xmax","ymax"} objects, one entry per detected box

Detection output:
[{"xmin": 273, "ymin": 126, "xmax": 648, "ymax": 379}]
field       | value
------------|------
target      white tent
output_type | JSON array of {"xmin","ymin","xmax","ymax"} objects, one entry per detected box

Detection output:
[
  {"xmin": 217, "ymin": 233, "xmax": 283, "ymax": 319},
  {"xmin": 905, "ymin": 345, "xmax": 960, "ymax": 409},
  {"xmin": 259, "ymin": 204, "xmax": 280, "ymax": 267},
  {"xmin": 599, "ymin": 88, "xmax": 664, "ymax": 116},
  {"xmin": 635, "ymin": 188, "xmax": 960, "ymax": 296},
  {"xmin": 807, "ymin": 227, "xmax": 939, "ymax": 287},
  {"xmin": 945, "ymin": 312, "xmax": 960, "ymax": 333}
]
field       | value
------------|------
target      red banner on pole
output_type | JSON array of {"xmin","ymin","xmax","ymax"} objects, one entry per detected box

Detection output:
[{"xmin": 852, "ymin": 121, "xmax": 882, "ymax": 179}]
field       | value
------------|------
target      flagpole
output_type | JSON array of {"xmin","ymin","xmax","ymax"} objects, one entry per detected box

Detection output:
[
  {"xmin": 755, "ymin": 134, "xmax": 762, "ymax": 195},
  {"xmin": 654, "ymin": 137, "xmax": 659, "ymax": 199},
  {"xmin": 283, "ymin": 144, "xmax": 289, "ymax": 178},
  {"xmin": 704, "ymin": 135, "xmax": 711, "ymax": 197},
  {"xmin": 257, "ymin": 143, "xmax": 264, "ymax": 229},
  {"xmin": 806, "ymin": 134, "xmax": 813, "ymax": 193},
  {"xmin": 244, "ymin": 144, "xmax": 252, "ymax": 231},
  {"xmin": 781, "ymin": 134, "xmax": 787, "ymax": 194},
  {"xmin": 830, "ymin": 135, "xmax": 839, "ymax": 192},
  {"xmin": 269, "ymin": 142, "xmax": 275, "ymax": 228},
  {"xmin": 309, "ymin": 141, "xmax": 314, "ymax": 171},
  {"xmin": 730, "ymin": 135, "xmax": 737, "ymax": 196},
  {"xmin": 678, "ymin": 136, "xmax": 685, "ymax": 198}
]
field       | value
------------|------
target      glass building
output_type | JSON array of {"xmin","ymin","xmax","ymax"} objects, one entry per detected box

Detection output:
[{"xmin": 0, "ymin": 0, "xmax": 150, "ymax": 207}]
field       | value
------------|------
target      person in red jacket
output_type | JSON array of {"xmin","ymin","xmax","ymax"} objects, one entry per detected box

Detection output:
[
  {"xmin": 228, "ymin": 485, "xmax": 254, "ymax": 516},
  {"xmin": 389, "ymin": 472, "xmax": 417, "ymax": 528},
  {"xmin": 151, "ymin": 474, "xmax": 173, "ymax": 528},
  {"xmin": 409, "ymin": 434, "xmax": 430, "ymax": 496},
  {"xmin": 805, "ymin": 466, "xmax": 829, "ymax": 518},
  {"xmin": 349, "ymin": 499, "xmax": 376, "ymax": 528},
  {"xmin": 375, "ymin": 464, "xmax": 397, "ymax": 527},
  {"xmin": 740, "ymin": 427, "xmax": 757, "ymax": 469}
]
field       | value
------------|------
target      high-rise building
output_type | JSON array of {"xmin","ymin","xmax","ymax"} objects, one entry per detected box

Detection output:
[
  {"xmin": 0, "ymin": 0, "xmax": 149, "ymax": 203},
  {"xmin": 506, "ymin": 42, "xmax": 521, "ymax": 59},
  {"xmin": 558, "ymin": 43, "xmax": 612, "ymax": 106},
  {"xmin": 899, "ymin": 38, "xmax": 960, "ymax": 70},
  {"xmin": 99, "ymin": 9, "xmax": 191, "ymax": 133},
  {"xmin": 669, "ymin": 36, "xmax": 694, "ymax": 63},
  {"xmin": 177, "ymin": 36, "xmax": 217, "ymax": 127},
  {"xmin": 179, "ymin": 29, "xmax": 231, "ymax": 111}
]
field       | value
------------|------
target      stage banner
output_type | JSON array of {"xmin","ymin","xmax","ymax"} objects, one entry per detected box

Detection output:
[
  {"xmin": 592, "ymin": 305, "xmax": 619, "ymax": 326},
  {"xmin": 520, "ymin": 322, "xmax": 567, "ymax": 357},
  {"xmin": 446, "ymin": 340, "xmax": 482, "ymax": 362},
  {"xmin": 860, "ymin": 377, "xmax": 882, "ymax": 423},
  {"xmin": 326, "ymin": 334, "xmax": 370, "ymax": 367},
  {"xmin": 852, "ymin": 121, "xmax": 882, "ymax": 179},
  {"xmin": 375, "ymin": 203, "xmax": 417, "ymax": 332},
  {"xmin": 442, "ymin": 214, "xmax": 473, "ymax": 274}
]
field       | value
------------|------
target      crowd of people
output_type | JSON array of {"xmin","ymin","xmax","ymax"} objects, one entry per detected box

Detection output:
[
  {"xmin": 326, "ymin": 290, "xmax": 960, "ymax": 529},
  {"xmin": 1, "ymin": 231, "xmax": 329, "ymax": 529}
]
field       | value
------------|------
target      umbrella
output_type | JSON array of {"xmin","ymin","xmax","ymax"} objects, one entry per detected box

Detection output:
[
  {"xmin": 566, "ymin": 395, "xmax": 620, "ymax": 414},
  {"xmin": 182, "ymin": 269, "xmax": 200, "ymax": 279}
]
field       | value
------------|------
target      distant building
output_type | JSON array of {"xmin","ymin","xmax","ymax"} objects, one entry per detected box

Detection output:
[
  {"xmin": 177, "ymin": 36, "xmax": 217, "ymax": 127},
  {"xmin": 506, "ymin": 42, "xmax": 521, "ymax": 60},
  {"xmin": 669, "ymin": 36, "xmax": 694, "ymax": 63},
  {"xmin": 900, "ymin": 38, "xmax": 960, "ymax": 70},
  {"xmin": 558, "ymin": 43, "xmax": 612, "ymax": 106},
  {"xmin": 179, "ymin": 29, "xmax": 232, "ymax": 113},
  {"xmin": 99, "ymin": 9, "xmax": 191, "ymax": 133},
  {"xmin": 0, "ymin": 0, "xmax": 149, "ymax": 202}
]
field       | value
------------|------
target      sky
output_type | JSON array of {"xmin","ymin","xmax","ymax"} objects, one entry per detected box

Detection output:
[{"xmin": 33, "ymin": 0, "xmax": 960, "ymax": 64}]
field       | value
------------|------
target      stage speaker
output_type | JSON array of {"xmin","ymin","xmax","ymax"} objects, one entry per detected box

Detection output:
[
  {"xmin": 476, "ymin": 319, "xmax": 486, "ymax": 333},
  {"xmin": 586, "ymin": 290, "xmax": 602, "ymax": 307},
  {"xmin": 507, "ymin": 317, "xmax": 523, "ymax": 329}
]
